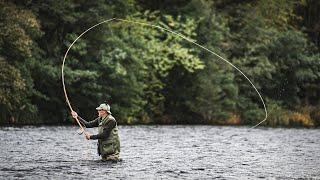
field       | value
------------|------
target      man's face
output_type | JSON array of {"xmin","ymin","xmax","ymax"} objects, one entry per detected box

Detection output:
[{"xmin": 98, "ymin": 109, "xmax": 107, "ymax": 117}]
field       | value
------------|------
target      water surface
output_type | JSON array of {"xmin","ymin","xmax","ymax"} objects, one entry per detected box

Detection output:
[{"xmin": 0, "ymin": 126, "xmax": 319, "ymax": 179}]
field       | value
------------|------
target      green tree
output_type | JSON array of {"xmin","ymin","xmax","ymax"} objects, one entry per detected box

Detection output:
[
  {"xmin": 185, "ymin": 4, "xmax": 238, "ymax": 124},
  {"xmin": 0, "ymin": 57, "xmax": 26, "ymax": 123},
  {"xmin": 98, "ymin": 12, "xmax": 204, "ymax": 123},
  {"xmin": 0, "ymin": 0, "xmax": 41, "ymax": 123},
  {"xmin": 25, "ymin": 0, "xmax": 136, "ymax": 123},
  {"xmin": 217, "ymin": 0, "xmax": 320, "ymax": 125}
]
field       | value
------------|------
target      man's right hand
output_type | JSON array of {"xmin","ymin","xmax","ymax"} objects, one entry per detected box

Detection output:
[{"xmin": 71, "ymin": 111, "xmax": 78, "ymax": 119}]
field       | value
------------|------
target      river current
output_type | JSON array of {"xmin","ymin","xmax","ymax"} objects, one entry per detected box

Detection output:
[{"xmin": 0, "ymin": 126, "xmax": 319, "ymax": 179}]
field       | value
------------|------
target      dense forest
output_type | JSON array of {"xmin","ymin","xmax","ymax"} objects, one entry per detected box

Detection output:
[{"xmin": 0, "ymin": 0, "xmax": 319, "ymax": 127}]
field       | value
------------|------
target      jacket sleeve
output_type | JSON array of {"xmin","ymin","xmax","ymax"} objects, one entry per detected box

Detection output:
[
  {"xmin": 90, "ymin": 120, "xmax": 116, "ymax": 140},
  {"xmin": 78, "ymin": 116, "xmax": 99, "ymax": 128}
]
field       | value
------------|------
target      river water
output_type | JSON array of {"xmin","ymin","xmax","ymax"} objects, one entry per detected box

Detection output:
[{"xmin": 0, "ymin": 125, "xmax": 319, "ymax": 179}]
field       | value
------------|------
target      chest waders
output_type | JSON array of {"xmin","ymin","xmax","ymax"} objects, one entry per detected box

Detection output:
[{"xmin": 97, "ymin": 115, "xmax": 120, "ymax": 156}]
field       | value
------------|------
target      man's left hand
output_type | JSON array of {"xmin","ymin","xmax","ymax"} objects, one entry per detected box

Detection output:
[{"xmin": 84, "ymin": 132, "xmax": 91, "ymax": 140}]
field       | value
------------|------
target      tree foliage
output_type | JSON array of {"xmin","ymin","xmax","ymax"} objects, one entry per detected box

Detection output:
[{"xmin": 0, "ymin": 0, "xmax": 319, "ymax": 127}]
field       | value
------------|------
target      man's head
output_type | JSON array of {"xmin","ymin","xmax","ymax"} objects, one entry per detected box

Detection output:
[{"xmin": 96, "ymin": 103, "xmax": 111, "ymax": 117}]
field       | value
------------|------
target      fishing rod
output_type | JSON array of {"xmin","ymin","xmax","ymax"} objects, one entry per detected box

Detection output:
[
  {"xmin": 62, "ymin": 19, "xmax": 116, "ymax": 135},
  {"xmin": 61, "ymin": 18, "xmax": 268, "ymax": 129},
  {"xmin": 61, "ymin": 58, "xmax": 86, "ymax": 135}
]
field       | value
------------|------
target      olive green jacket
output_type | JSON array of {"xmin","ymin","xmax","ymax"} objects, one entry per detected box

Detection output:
[{"xmin": 97, "ymin": 115, "xmax": 120, "ymax": 156}]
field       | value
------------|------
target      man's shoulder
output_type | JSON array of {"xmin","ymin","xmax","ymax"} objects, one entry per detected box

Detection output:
[
  {"xmin": 100, "ymin": 115, "xmax": 116, "ymax": 126},
  {"xmin": 108, "ymin": 115, "xmax": 116, "ymax": 122}
]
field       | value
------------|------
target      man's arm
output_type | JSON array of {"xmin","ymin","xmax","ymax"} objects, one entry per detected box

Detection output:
[
  {"xmin": 90, "ymin": 120, "xmax": 116, "ymax": 140},
  {"xmin": 78, "ymin": 116, "xmax": 99, "ymax": 128},
  {"xmin": 71, "ymin": 111, "xmax": 99, "ymax": 128}
]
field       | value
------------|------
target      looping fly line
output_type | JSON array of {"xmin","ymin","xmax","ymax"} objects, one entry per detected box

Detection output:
[{"xmin": 61, "ymin": 18, "xmax": 268, "ymax": 129}]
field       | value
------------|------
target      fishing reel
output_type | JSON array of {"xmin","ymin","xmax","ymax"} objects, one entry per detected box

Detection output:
[{"xmin": 77, "ymin": 128, "xmax": 84, "ymax": 135}]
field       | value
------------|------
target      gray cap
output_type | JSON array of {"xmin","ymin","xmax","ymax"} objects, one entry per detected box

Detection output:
[{"xmin": 96, "ymin": 103, "xmax": 112, "ymax": 114}]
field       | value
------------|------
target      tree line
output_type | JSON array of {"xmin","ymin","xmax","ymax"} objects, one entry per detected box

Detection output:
[{"xmin": 0, "ymin": 0, "xmax": 319, "ymax": 127}]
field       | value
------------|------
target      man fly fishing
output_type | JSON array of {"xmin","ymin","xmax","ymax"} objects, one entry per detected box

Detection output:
[{"xmin": 71, "ymin": 103, "xmax": 120, "ymax": 162}]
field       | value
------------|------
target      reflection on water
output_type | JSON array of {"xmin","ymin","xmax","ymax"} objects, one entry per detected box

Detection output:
[{"xmin": 0, "ymin": 126, "xmax": 319, "ymax": 179}]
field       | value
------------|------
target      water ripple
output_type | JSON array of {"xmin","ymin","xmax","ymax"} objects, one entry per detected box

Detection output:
[{"xmin": 0, "ymin": 126, "xmax": 319, "ymax": 179}]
